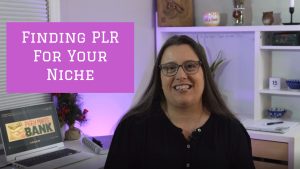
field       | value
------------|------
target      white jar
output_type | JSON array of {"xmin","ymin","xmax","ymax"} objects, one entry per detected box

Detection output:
[{"xmin": 203, "ymin": 12, "xmax": 221, "ymax": 26}]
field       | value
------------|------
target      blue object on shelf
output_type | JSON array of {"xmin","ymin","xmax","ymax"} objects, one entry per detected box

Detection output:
[
  {"xmin": 267, "ymin": 107, "xmax": 286, "ymax": 118},
  {"xmin": 286, "ymin": 79, "xmax": 300, "ymax": 89}
]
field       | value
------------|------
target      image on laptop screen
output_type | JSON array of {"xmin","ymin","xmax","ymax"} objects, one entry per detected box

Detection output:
[{"xmin": 0, "ymin": 103, "xmax": 62, "ymax": 156}]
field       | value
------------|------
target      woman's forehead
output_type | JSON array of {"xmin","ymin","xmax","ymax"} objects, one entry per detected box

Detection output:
[{"xmin": 161, "ymin": 44, "xmax": 199, "ymax": 63}]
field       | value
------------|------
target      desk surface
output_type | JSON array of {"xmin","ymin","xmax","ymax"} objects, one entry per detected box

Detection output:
[
  {"xmin": 63, "ymin": 135, "xmax": 112, "ymax": 169},
  {"xmin": 0, "ymin": 135, "xmax": 113, "ymax": 169},
  {"xmin": 93, "ymin": 135, "xmax": 113, "ymax": 150}
]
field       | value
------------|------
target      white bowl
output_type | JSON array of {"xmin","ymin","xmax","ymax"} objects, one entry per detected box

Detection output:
[{"xmin": 203, "ymin": 12, "xmax": 220, "ymax": 26}]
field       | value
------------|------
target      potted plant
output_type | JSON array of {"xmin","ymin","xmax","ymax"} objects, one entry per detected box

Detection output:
[{"xmin": 51, "ymin": 93, "xmax": 88, "ymax": 140}]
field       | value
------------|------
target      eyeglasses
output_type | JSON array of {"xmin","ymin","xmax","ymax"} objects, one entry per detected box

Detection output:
[{"xmin": 159, "ymin": 60, "xmax": 202, "ymax": 77}]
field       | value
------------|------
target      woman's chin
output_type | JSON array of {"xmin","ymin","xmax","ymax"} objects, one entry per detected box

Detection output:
[{"xmin": 173, "ymin": 99, "xmax": 195, "ymax": 107}]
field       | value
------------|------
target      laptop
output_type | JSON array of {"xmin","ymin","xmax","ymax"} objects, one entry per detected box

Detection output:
[{"xmin": 0, "ymin": 102, "xmax": 95, "ymax": 169}]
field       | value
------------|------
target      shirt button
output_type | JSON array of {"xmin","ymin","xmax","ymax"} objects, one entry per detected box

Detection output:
[
  {"xmin": 187, "ymin": 144, "xmax": 191, "ymax": 149},
  {"xmin": 186, "ymin": 163, "xmax": 190, "ymax": 168}
]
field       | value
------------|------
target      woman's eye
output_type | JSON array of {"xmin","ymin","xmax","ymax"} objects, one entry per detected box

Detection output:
[
  {"xmin": 165, "ymin": 65, "xmax": 177, "ymax": 72},
  {"xmin": 185, "ymin": 63, "xmax": 197, "ymax": 70}
]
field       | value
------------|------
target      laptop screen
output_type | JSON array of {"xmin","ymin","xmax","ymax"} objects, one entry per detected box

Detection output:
[{"xmin": 0, "ymin": 103, "xmax": 62, "ymax": 156}]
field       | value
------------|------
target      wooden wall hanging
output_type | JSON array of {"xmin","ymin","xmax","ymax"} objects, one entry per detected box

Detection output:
[{"xmin": 157, "ymin": 0, "xmax": 194, "ymax": 27}]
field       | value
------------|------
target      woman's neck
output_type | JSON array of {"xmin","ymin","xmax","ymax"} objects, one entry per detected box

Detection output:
[
  {"xmin": 165, "ymin": 102, "xmax": 204, "ymax": 119},
  {"xmin": 163, "ymin": 103, "xmax": 210, "ymax": 140}
]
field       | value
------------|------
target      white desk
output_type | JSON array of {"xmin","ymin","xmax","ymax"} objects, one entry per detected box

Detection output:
[
  {"xmin": 62, "ymin": 139, "xmax": 108, "ymax": 169},
  {"xmin": 0, "ymin": 136, "xmax": 111, "ymax": 169}
]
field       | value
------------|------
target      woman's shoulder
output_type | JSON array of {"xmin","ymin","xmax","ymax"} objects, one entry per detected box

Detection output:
[
  {"xmin": 117, "ymin": 111, "xmax": 157, "ymax": 129},
  {"xmin": 117, "ymin": 113, "xmax": 144, "ymax": 127},
  {"xmin": 212, "ymin": 113, "xmax": 247, "ymax": 134}
]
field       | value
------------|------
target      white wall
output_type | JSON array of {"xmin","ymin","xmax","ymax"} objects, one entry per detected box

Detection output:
[
  {"xmin": 194, "ymin": 0, "xmax": 300, "ymax": 26},
  {"xmin": 60, "ymin": 0, "xmax": 155, "ymax": 136}
]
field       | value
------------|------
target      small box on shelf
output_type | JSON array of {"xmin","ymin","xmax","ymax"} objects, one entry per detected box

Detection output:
[{"xmin": 269, "ymin": 77, "xmax": 281, "ymax": 90}]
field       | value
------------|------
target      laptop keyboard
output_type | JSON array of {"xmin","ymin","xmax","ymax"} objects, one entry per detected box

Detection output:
[{"xmin": 16, "ymin": 148, "xmax": 78, "ymax": 167}]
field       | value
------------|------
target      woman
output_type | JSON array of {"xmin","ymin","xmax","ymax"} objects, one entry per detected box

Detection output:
[{"xmin": 104, "ymin": 35, "xmax": 255, "ymax": 169}]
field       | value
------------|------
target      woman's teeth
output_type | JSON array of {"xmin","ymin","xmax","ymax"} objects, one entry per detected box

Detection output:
[{"xmin": 175, "ymin": 85, "xmax": 191, "ymax": 91}]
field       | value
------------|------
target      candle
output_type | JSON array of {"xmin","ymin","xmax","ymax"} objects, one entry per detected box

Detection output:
[{"xmin": 290, "ymin": 0, "xmax": 295, "ymax": 7}]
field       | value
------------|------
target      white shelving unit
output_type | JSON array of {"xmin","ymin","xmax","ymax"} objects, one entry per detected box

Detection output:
[
  {"xmin": 156, "ymin": 25, "xmax": 300, "ymax": 169},
  {"xmin": 156, "ymin": 25, "xmax": 300, "ymax": 120},
  {"xmin": 256, "ymin": 28, "xmax": 300, "ymax": 121}
]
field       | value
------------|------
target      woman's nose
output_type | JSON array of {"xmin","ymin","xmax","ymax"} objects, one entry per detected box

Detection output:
[{"xmin": 175, "ymin": 66, "xmax": 187, "ymax": 79}]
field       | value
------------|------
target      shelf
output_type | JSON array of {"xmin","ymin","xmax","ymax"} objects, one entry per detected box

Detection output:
[
  {"xmin": 156, "ymin": 25, "xmax": 300, "ymax": 33},
  {"xmin": 259, "ymin": 89, "xmax": 300, "ymax": 96},
  {"xmin": 156, "ymin": 25, "xmax": 255, "ymax": 33},
  {"xmin": 260, "ymin": 46, "xmax": 300, "ymax": 50}
]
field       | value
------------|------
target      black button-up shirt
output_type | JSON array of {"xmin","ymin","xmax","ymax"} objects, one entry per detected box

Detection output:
[{"xmin": 105, "ymin": 108, "xmax": 255, "ymax": 169}]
